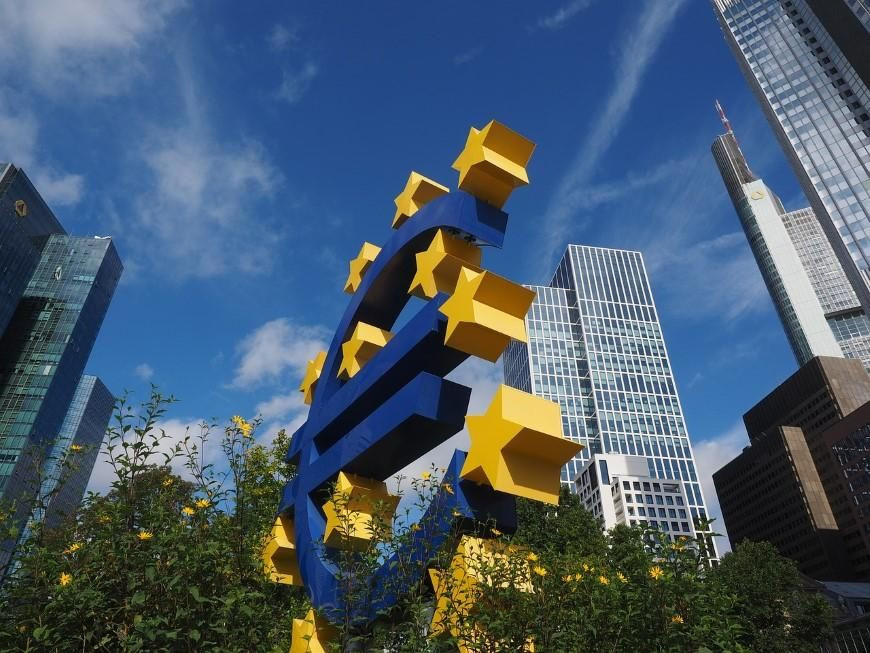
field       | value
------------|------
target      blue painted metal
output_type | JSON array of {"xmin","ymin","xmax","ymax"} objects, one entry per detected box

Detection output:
[{"xmin": 279, "ymin": 190, "xmax": 516, "ymax": 624}]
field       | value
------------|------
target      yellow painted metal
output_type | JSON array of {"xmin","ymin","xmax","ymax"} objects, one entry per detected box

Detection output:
[
  {"xmin": 343, "ymin": 242, "xmax": 381, "ymax": 294},
  {"xmin": 429, "ymin": 535, "xmax": 533, "ymax": 651},
  {"xmin": 289, "ymin": 609, "xmax": 336, "ymax": 653},
  {"xmin": 461, "ymin": 385, "xmax": 583, "ymax": 504},
  {"xmin": 439, "ymin": 266, "xmax": 535, "ymax": 362},
  {"xmin": 299, "ymin": 351, "xmax": 327, "ymax": 406},
  {"xmin": 408, "ymin": 229, "xmax": 482, "ymax": 299},
  {"xmin": 322, "ymin": 471, "xmax": 399, "ymax": 551},
  {"xmin": 337, "ymin": 322, "xmax": 393, "ymax": 380},
  {"xmin": 262, "ymin": 515, "xmax": 302, "ymax": 586},
  {"xmin": 452, "ymin": 120, "xmax": 535, "ymax": 208},
  {"xmin": 392, "ymin": 171, "xmax": 449, "ymax": 229},
  {"xmin": 14, "ymin": 200, "xmax": 27, "ymax": 217}
]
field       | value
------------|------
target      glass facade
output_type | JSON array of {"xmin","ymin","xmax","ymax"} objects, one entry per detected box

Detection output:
[
  {"xmin": 713, "ymin": 0, "xmax": 870, "ymax": 315},
  {"xmin": 0, "ymin": 235, "xmax": 121, "ymax": 561},
  {"xmin": 504, "ymin": 245, "xmax": 716, "ymax": 552},
  {"xmin": 0, "ymin": 164, "xmax": 65, "ymax": 337}
]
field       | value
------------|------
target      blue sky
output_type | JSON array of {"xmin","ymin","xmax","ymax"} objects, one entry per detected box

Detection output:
[{"xmin": 1, "ymin": 1, "xmax": 810, "ymax": 547}]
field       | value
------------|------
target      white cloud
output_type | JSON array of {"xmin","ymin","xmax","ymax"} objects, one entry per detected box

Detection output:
[
  {"xmin": 231, "ymin": 318, "xmax": 329, "ymax": 389},
  {"xmin": 134, "ymin": 363, "xmax": 155, "ymax": 381},
  {"xmin": 268, "ymin": 23, "xmax": 299, "ymax": 51},
  {"xmin": 277, "ymin": 62, "xmax": 319, "ymax": 104},
  {"xmin": 0, "ymin": 0, "xmax": 185, "ymax": 95},
  {"xmin": 256, "ymin": 391, "xmax": 305, "ymax": 422},
  {"xmin": 535, "ymin": 0, "xmax": 598, "ymax": 31},
  {"xmin": 454, "ymin": 46, "xmax": 484, "ymax": 66},
  {"xmin": 692, "ymin": 421, "xmax": 749, "ymax": 553},
  {"xmin": 538, "ymin": 0, "xmax": 689, "ymax": 271}
]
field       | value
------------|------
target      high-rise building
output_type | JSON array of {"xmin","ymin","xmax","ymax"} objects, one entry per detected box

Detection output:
[
  {"xmin": 0, "ymin": 163, "xmax": 65, "ymax": 336},
  {"xmin": 714, "ymin": 356, "xmax": 870, "ymax": 579},
  {"xmin": 712, "ymin": 0, "xmax": 870, "ymax": 313},
  {"xmin": 0, "ymin": 180, "xmax": 121, "ymax": 569},
  {"xmin": 711, "ymin": 107, "xmax": 870, "ymax": 370},
  {"xmin": 503, "ymin": 245, "xmax": 716, "ymax": 555}
]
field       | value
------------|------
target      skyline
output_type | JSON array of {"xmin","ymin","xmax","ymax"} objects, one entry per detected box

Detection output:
[{"xmin": 0, "ymin": 1, "xmax": 823, "ymax": 541}]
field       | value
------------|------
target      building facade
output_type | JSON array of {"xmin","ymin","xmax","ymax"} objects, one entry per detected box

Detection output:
[
  {"xmin": 712, "ymin": 0, "xmax": 870, "ymax": 314},
  {"xmin": 712, "ymin": 115, "xmax": 870, "ymax": 370},
  {"xmin": 503, "ymin": 245, "xmax": 716, "ymax": 554}
]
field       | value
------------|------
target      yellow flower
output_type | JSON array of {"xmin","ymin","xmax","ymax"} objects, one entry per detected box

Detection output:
[
  {"xmin": 239, "ymin": 422, "xmax": 253, "ymax": 438},
  {"xmin": 649, "ymin": 566, "xmax": 664, "ymax": 581},
  {"xmin": 69, "ymin": 444, "xmax": 84, "ymax": 453},
  {"xmin": 421, "ymin": 471, "xmax": 432, "ymax": 480},
  {"xmin": 64, "ymin": 542, "xmax": 82, "ymax": 554},
  {"xmin": 526, "ymin": 552, "xmax": 539, "ymax": 562},
  {"xmin": 195, "ymin": 498, "xmax": 210, "ymax": 509},
  {"xmin": 59, "ymin": 572, "xmax": 72, "ymax": 586},
  {"xmin": 182, "ymin": 506, "xmax": 195, "ymax": 516},
  {"xmin": 162, "ymin": 478, "xmax": 173, "ymax": 487},
  {"xmin": 231, "ymin": 415, "xmax": 245, "ymax": 428},
  {"xmin": 616, "ymin": 572, "xmax": 628, "ymax": 584},
  {"xmin": 573, "ymin": 573, "xmax": 583, "ymax": 582},
  {"xmin": 442, "ymin": 483, "xmax": 454, "ymax": 495},
  {"xmin": 491, "ymin": 527, "xmax": 503, "ymax": 537},
  {"xmin": 582, "ymin": 562, "xmax": 593, "ymax": 573},
  {"xmin": 562, "ymin": 574, "xmax": 573, "ymax": 583},
  {"xmin": 598, "ymin": 575, "xmax": 609, "ymax": 585},
  {"xmin": 409, "ymin": 523, "xmax": 421, "ymax": 532},
  {"xmin": 671, "ymin": 615, "xmax": 684, "ymax": 624},
  {"xmin": 533, "ymin": 565, "xmax": 547, "ymax": 577},
  {"xmin": 98, "ymin": 515, "xmax": 110, "ymax": 524},
  {"xmin": 451, "ymin": 509, "xmax": 462, "ymax": 518},
  {"xmin": 138, "ymin": 530, "xmax": 154, "ymax": 541}
]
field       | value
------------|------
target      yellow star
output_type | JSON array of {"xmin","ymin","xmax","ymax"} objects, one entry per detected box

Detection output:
[
  {"xmin": 452, "ymin": 120, "xmax": 535, "ymax": 208},
  {"xmin": 322, "ymin": 472, "xmax": 399, "ymax": 551},
  {"xmin": 337, "ymin": 322, "xmax": 392, "ymax": 380},
  {"xmin": 289, "ymin": 609, "xmax": 336, "ymax": 653},
  {"xmin": 439, "ymin": 267, "xmax": 535, "ymax": 362},
  {"xmin": 392, "ymin": 171, "xmax": 449, "ymax": 229},
  {"xmin": 343, "ymin": 242, "xmax": 381, "ymax": 294},
  {"xmin": 408, "ymin": 229, "xmax": 482, "ymax": 299},
  {"xmin": 299, "ymin": 351, "xmax": 326, "ymax": 405},
  {"xmin": 461, "ymin": 385, "xmax": 583, "ymax": 504},
  {"xmin": 262, "ymin": 515, "xmax": 302, "ymax": 586}
]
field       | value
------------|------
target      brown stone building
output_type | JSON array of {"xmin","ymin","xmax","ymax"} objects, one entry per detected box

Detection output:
[{"xmin": 714, "ymin": 356, "xmax": 870, "ymax": 579}]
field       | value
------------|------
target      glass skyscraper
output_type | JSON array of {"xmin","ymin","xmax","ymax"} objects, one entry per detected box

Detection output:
[
  {"xmin": 712, "ymin": 0, "xmax": 870, "ymax": 314},
  {"xmin": 503, "ymin": 245, "xmax": 716, "ymax": 552},
  {"xmin": 712, "ymin": 116, "xmax": 870, "ymax": 370},
  {"xmin": 0, "ymin": 170, "xmax": 121, "ymax": 569}
]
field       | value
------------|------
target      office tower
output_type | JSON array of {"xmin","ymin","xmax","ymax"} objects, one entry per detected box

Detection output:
[
  {"xmin": 0, "ymin": 164, "xmax": 65, "ymax": 335},
  {"xmin": 712, "ymin": 106, "xmax": 870, "ymax": 370},
  {"xmin": 804, "ymin": 0, "xmax": 870, "ymax": 88},
  {"xmin": 0, "ymin": 233, "xmax": 121, "ymax": 569},
  {"xmin": 503, "ymin": 245, "xmax": 717, "ymax": 555},
  {"xmin": 712, "ymin": 0, "xmax": 870, "ymax": 314},
  {"xmin": 576, "ymin": 454, "xmax": 700, "ymax": 543},
  {"xmin": 714, "ymin": 356, "xmax": 870, "ymax": 578}
]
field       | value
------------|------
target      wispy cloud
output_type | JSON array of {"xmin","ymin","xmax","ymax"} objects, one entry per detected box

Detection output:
[
  {"xmin": 134, "ymin": 363, "xmax": 155, "ymax": 381},
  {"xmin": 535, "ymin": 0, "xmax": 599, "ymax": 31},
  {"xmin": 277, "ymin": 61, "xmax": 319, "ymax": 104},
  {"xmin": 453, "ymin": 46, "xmax": 484, "ymax": 66},
  {"xmin": 0, "ymin": 0, "xmax": 185, "ymax": 95},
  {"xmin": 268, "ymin": 23, "xmax": 299, "ymax": 52},
  {"xmin": 692, "ymin": 421, "xmax": 749, "ymax": 553},
  {"xmin": 538, "ymin": 0, "xmax": 689, "ymax": 272},
  {"xmin": 231, "ymin": 318, "xmax": 329, "ymax": 389}
]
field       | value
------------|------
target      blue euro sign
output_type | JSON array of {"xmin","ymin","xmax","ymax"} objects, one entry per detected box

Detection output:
[{"xmin": 278, "ymin": 191, "xmax": 519, "ymax": 625}]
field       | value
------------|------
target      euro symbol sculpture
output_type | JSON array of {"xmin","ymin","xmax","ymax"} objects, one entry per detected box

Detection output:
[{"xmin": 264, "ymin": 121, "xmax": 583, "ymax": 649}]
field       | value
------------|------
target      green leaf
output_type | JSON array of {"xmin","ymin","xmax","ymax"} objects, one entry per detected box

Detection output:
[
  {"xmin": 190, "ymin": 629, "xmax": 200, "ymax": 642},
  {"xmin": 131, "ymin": 592, "xmax": 146, "ymax": 606}
]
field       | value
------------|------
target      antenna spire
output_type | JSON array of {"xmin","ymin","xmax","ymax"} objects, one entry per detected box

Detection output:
[{"xmin": 715, "ymin": 99, "xmax": 733, "ymax": 134}]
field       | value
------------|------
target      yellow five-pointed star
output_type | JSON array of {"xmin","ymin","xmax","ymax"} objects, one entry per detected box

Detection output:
[
  {"xmin": 289, "ymin": 609, "xmax": 335, "ymax": 653},
  {"xmin": 343, "ymin": 242, "xmax": 381, "ymax": 294},
  {"xmin": 322, "ymin": 471, "xmax": 399, "ymax": 550},
  {"xmin": 392, "ymin": 172, "xmax": 449, "ymax": 229},
  {"xmin": 439, "ymin": 267, "xmax": 535, "ymax": 362},
  {"xmin": 261, "ymin": 514, "xmax": 302, "ymax": 586},
  {"xmin": 408, "ymin": 229, "xmax": 482, "ymax": 299},
  {"xmin": 461, "ymin": 385, "xmax": 583, "ymax": 505},
  {"xmin": 452, "ymin": 120, "xmax": 535, "ymax": 209},
  {"xmin": 299, "ymin": 351, "xmax": 327, "ymax": 405},
  {"xmin": 337, "ymin": 322, "xmax": 393, "ymax": 380}
]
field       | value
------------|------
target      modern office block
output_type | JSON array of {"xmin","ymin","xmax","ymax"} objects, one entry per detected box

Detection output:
[
  {"xmin": 714, "ymin": 425, "xmax": 850, "ymax": 579},
  {"xmin": 576, "ymin": 454, "xmax": 702, "ymax": 544},
  {"xmin": 503, "ymin": 245, "xmax": 716, "ymax": 555},
  {"xmin": 712, "ymin": 111, "xmax": 870, "ymax": 371},
  {"xmin": 824, "ymin": 400, "xmax": 870, "ymax": 579},
  {"xmin": 0, "ymin": 163, "xmax": 65, "ymax": 336},
  {"xmin": 0, "ymin": 233, "xmax": 121, "ymax": 569},
  {"xmin": 712, "ymin": 0, "xmax": 870, "ymax": 313}
]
